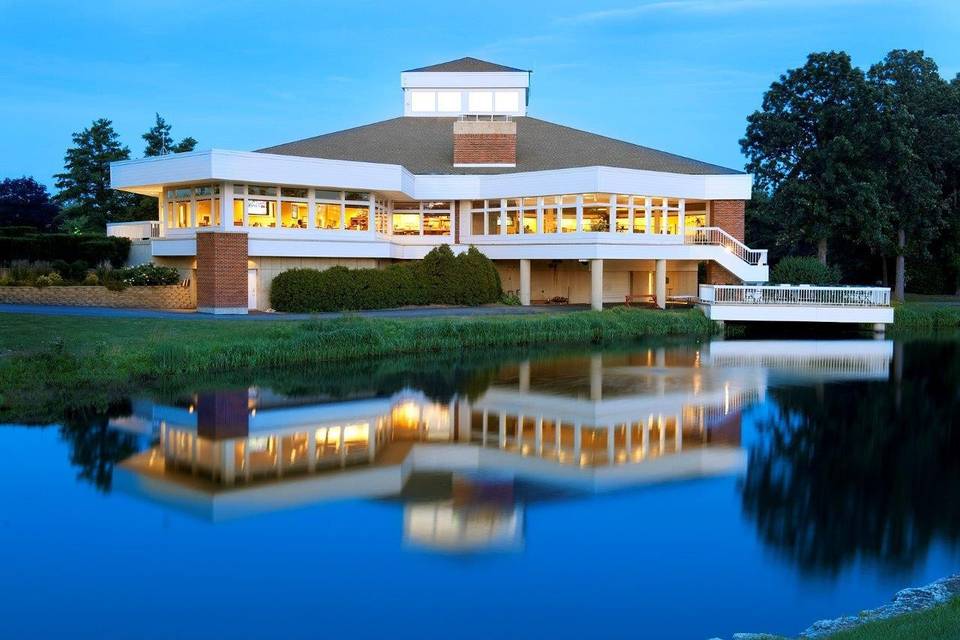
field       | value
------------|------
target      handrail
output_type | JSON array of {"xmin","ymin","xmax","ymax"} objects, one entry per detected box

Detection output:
[
  {"xmin": 699, "ymin": 284, "xmax": 891, "ymax": 307},
  {"xmin": 684, "ymin": 227, "xmax": 767, "ymax": 266}
]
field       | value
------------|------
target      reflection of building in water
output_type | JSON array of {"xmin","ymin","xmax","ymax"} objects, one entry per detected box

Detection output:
[
  {"xmin": 702, "ymin": 340, "xmax": 894, "ymax": 382},
  {"xmin": 112, "ymin": 342, "xmax": 891, "ymax": 549}
]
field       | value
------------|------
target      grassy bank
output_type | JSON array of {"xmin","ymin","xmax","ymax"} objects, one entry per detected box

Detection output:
[
  {"xmin": 894, "ymin": 298, "xmax": 960, "ymax": 330},
  {"xmin": 0, "ymin": 307, "xmax": 715, "ymax": 423}
]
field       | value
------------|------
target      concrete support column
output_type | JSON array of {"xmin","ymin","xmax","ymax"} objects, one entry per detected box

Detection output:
[
  {"xmin": 518, "ymin": 360, "xmax": 531, "ymax": 392},
  {"xmin": 655, "ymin": 258, "xmax": 667, "ymax": 309},
  {"xmin": 590, "ymin": 259, "xmax": 604, "ymax": 311},
  {"xmin": 589, "ymin": 353, "xmax": 602, "ymax": 401},
  {"xmin": 519, "ymin": 259, "xmax": 531, "ymax": 306}
]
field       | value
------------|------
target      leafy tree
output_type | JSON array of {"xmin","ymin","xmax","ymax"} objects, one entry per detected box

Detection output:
[
  {"xmin": 0, "ymin": 176, "xmax": 60, "ymax": 230},
  {"xmin": 132, "ymin": 113, "xmax": 198, "ymax": 220},
  {"xmin": 741, "ymin": 52, "xmax": 883, "ymax": 267},
  {"xmin": 54, "ymin": 118, "xmax": 136, "ymax": 233},
  {"xmin": 867, "ymin": 50, "xmax": 960, "ymax": 302},
  {"xmin": 142, "ymin": 112, "xmax": 197, "ymax": 157}
]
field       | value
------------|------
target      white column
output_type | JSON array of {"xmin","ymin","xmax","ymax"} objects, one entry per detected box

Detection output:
[
  {"xmin": 518, "ymin": 360, "xmax": 531, "ymax": 392},
  {"xmin": 590, "ymin": 259, "xmax": 604, "ymax": 311},
  {"xmin": 589, "ymin": 353, "xmax": 602, "ymax": 401},
  {"xmin": 519, "ymin": 259, "xmax": 531, "ymax": 306},
  {"xmin": 535, "ymin": 416, "xmax": 543, "ymax": 456},
  {"xmin": 661, "ymin": 200, "xmax": 669, "ymax": 234},
  {"xmin": 499, "ymin": 412, "xmax": 507, "ymax": 448},
  {"xmin": 655, "ymin": 258, "xmax": 666, "ymax": 309},
  {"xmin": 644, "ymin": 197, "xmax": 652, "ymax": 234},
  {"xmin": 678, "ymin": 199, "xmax": 686, "ymax": 238}
]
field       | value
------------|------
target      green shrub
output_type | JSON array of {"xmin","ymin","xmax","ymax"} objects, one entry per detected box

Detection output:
[
  {"xmin": 81, "ymin": 272, "xmax": 99, "ymax": 286},
  {"xmin": 35, "ymin": 272, "xmax": 63, "ymax": 288},
  {"xmin": 111, "ymin": 263, "xmax": 181, "ymax": 286},
  {"xmin": 500, "ymin": 292, "xmax": 521, "ymax": 306},
  {"xmin": 0, "ymin": 231, "xmax": 130, "ymax": 267},
  {"xmin": 770, "ymin": 256, "xmax": 841, "ymax": 285},
  {"xmin": 270, "ymin": 245, "xmax": 503, "ymax": 312}
]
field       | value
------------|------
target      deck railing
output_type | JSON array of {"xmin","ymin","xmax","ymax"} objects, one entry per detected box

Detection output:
[
  {"xmin": 106, "ymin": 220, "xmax": 161, "ymax": 240},
  {"xmin": 699, "ymin": 284, "xmax": 891, "ymax": 307},
  {"xmin": 684, "ymin": 227, "xmax": 768, "ymax": 266}
]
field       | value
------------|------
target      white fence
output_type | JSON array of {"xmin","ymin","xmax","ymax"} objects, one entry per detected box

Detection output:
[
  {"xmin": 684, "ymin": 227, "xmax": 768, "ymax": 265},
  {"xmin": 699, "ymin": 284, "xmax": 891, "ymax": 307},
  {"xmin": 106, "ymin": 220, "xmax": 160, "ymax": 240}
]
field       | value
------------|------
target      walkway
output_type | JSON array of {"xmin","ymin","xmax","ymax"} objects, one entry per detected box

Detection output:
[{"xmin": 0, "ymin": 303, "xmax": 590, "ymax": 321}]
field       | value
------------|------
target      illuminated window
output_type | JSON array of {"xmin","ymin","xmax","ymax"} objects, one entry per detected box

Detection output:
[
  {"xmin": 437, "ymin": 91, "xmax": 462, "ymax": 112},
  {"xmin": 344, "ymin": 204, "xmax": 370, "ymax": 231},
  {"xmin": 423, "ymin": 201, "xmax": 451, "ymax": 236},
  {"xmin": 233, "ymin": 199, "xmax": 244, "ymax": 226},
  {"xmin": 468, "ymin": 91, "xmax": 493, "ymax": 112},
  {"xmin": 392, "ymin": 202, "xmax": 420, "ymax": 236},
  {"xmin": 247, "ymin": 199, "xmax": 276, "ymax": 228},
  {"xmin": 411, "ymin": 91, "xmax": 435, "ymax": 112},
  {"xmin": 494, "ymin": 91, "xmax": 519, "ymax": 112},
  {"xmin": 175, "ymin": 201, "xmax": 191, "ymax": 228},
  {"xmin": 615, "ymin": 206, "xmax": 630, "ymax": 232},
  {"xmin": 316, "ymin": 203, "xmax": 342, "ymax": 230},
  {"xmin": 280, "ymin": 201, "xmax": 309, "ymax": 229},
  {"xmin": 196, "ymin": 199, "xmax": 214, "ymax": 227},
  {"xmin": 542, "ymin": 205, "xmax": 558, "ymax": 233}
]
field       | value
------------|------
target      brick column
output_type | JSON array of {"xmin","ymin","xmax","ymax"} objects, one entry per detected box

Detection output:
[
  {"xmin": 196, "ymin": 390, "xmax": 250, "ymax": 439},
  {"xmin": 706, "ymin": 200, "xmax": 747, "ymax": 284},
  {"xmin": 196, "ymin": 230, "xmax": 248, "ymax": 314}
]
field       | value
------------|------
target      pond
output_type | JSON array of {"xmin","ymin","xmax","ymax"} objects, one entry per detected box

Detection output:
[{"xmin": 0, "ymin": 337, "xmax": 958, "ymax": 639}]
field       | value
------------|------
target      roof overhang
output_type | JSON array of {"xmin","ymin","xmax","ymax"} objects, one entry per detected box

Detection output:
[{"xmin": 111, "ymin": 149, "xmax": 753, "ymax": 201}]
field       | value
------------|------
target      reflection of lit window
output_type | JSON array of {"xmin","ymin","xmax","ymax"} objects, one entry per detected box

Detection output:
[{"xmin": 248, "ymin": 437, "xmax": 270, "ymax": 453}]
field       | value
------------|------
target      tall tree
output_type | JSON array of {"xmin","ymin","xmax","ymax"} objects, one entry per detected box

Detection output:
[
  {"xmin": 0, "ymin": 176, "xmax": 60, "ymax": 230},
  {"xmin": 54, "ymin": 118, "xmax": 135, "ymax": 233},
  {"xmin": 741, "ymin": 52, "xmax": 883, "ymax": 267},
  {"xmin": 142, "ymin": 113, "xmax": 197, "ymax": 157},
  {"xmin": 867, "ymin": 50, "xmax": 960, "ymax": 302},
  {"xmin": 132, "ymin": 114, "xmax": 198, "ymax": 220}
]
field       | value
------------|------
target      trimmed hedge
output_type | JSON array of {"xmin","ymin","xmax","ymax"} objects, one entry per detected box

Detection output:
[
  {"xmin": 0, "ymin": 230, "xmax": 130, "ymax": 267},
  {"xmin": 770, "ymin": 256, "xmax": 841, "ymax": 285},
  {"xmin": 270, "ymin": 245, "xmax": 502, "ymax": 312}
]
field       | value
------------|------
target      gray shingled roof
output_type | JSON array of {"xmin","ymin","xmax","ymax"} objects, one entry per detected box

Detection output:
[
  {"xmin": 404, "ymin": 57, "xmax": 528, "ymax": 73},
  {"xmin": 256, "ymin": 117, "xmax": 743, "ymax": 176}
]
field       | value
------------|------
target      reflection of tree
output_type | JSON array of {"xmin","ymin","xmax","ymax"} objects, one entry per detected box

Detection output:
[
  {"xmin": 59, "ymin": 401, "xmax": 139, "ymax": 492},
  {"xmin": 741, "ymin": 339, "xmax": 960, "ymax": 574}
]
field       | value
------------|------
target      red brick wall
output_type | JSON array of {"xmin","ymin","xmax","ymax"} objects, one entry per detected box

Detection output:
[
  {"xmin": 711, "ymin": 200, "xmax": 746, "ymax": 242},
  {"xmin": 704, "ymin": 200, "xmax": 747, "ymax": 284},
  {"xmin": 196, "ymin": 231, "xmax": 248, "ymax": 310},
  {"xmin": 453, "ymin": 134, "xmax": 517, "ymax": 165}
]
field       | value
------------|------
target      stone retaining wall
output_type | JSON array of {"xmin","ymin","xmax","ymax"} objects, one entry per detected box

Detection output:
[{"xmin": 0, "ymin": 284, "xmax": 195, "ymax": 309}]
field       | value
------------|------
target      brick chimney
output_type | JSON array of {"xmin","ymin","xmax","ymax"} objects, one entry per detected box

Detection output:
[{"xmin": 453, "ymin": 119, "xmax": 516, "ymax": 166}]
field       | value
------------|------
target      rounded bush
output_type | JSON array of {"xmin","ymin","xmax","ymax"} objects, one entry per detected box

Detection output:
[
  {"xmin": 770, "ymin": 256, "xmax": 841, "ymax": 285},
  {"xmin": 270, "ymin": 246, "xmax": 503, "ymax": 312}
]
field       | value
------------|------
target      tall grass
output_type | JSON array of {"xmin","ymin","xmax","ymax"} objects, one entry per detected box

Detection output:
[
  {"xmin": 894, "ymin": 303, "xmax": 960, "ymax": 330},
  {"xmin": 0, "ymin": 307, "xmax": 715, "ymax": 423}
]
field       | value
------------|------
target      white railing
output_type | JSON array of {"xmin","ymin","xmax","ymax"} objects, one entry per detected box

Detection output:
[
  {"xmin": 684, "ymin": 227, "xmax": 767, "ymax": 266},
  {"xmin": 699, "ymin": 284, "xmax": 891, "ymax": 307},
  {"xmin": 106, "ymin": 220, "xmax": 161, "ymax": 240}
]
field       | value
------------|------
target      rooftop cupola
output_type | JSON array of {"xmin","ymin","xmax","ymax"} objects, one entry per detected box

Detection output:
[{"xmin": 400, "ymin": 57, "xmax": 530, "ymax": 117}]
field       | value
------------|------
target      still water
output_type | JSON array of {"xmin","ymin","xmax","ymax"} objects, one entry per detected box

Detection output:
[{"xmin": 1, "ymin": 338, "xmax": 958, "ymax": 639}]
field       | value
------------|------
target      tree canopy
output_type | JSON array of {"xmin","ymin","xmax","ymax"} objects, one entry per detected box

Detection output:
[
  {"xmin": 54, "ymin": 118, "xmax": 135, "ymax": 233},
  {"xmin": 142, "ymin": 113, "xmax": 197, "ymax": 157},
  {"xmin": 743, "ymin": 49, "xmax": 960, "ymax": 298},
  {"xmin": 0, "ymin": 176, "xmax": 60, "ymax": 230}
]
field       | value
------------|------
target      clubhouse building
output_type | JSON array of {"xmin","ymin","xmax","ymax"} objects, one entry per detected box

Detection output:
[{"xmin": 109, "ymin": 57, "xmax": 767, "ymax": 314}]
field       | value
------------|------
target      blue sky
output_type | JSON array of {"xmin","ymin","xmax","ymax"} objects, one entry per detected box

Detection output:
[{"xmin": 1, "ymin": 0, "xmax": 958, "ymax": 190}]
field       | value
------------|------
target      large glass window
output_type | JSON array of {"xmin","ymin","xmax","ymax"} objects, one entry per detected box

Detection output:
[
  {"xmin": 345, "ymin": 205, "xmax": 370, "ymax": 231},
  {"xmin": 437, "ymin": 91, "xmax": 462, "ymax": 112},
  {"xmin": 559, "ymin": 195, "xmax": 577, "ymax": 233},
  {"xmin": 522, "ymin": 198, "xmax": 537, "ymax": 234},
  {"xmin": 392, "ymin": 202, "xmax": 420, "ymax": 236},
  {"xmin": 487, "ymin": 200, "xmax": 502, "ymax": 235},
  {"xmin": 196, "ymin": 199, "xmax": 214, "ymax": 227},
  {"xmin": 316, "ymin": 203, "xmax": 342, "ymax": 230},
  {"xmin": 233, "ymin": 199, "xmax": 244, "ymax": 227},
  {"xmin": 468, "ymin": 91, "xmax": 493, "ymax": 112},
  {"xmin": 423, "ymin": 201, "xmax": 451, "ymax": 236},
  {"xmin": 411, "ymin": 91, "xmax": 435, "ymax": 112},
  {"xmin": 471, "ymin": 201, "xmax": 485, "ymax": 235},
  {"xmin": 494, "ymin": 91, "xmax": 520, "ymax": 113},
  {"xmin": 281, "ymin": 201, "xmax": 309, "ymax": 229},
  {"xmin": 247, "ymin": 199, "xmax": 276, "ymax": 227},
  {"xmin": 543, "ymin": 201, "xmax": 558, "ymax": 233},
  {"xmin": 685, "ymin": 201, "xmax": 707, "ymax": 230},
  {"xmin": 615, "ymin": 206, "xmax": 630, "ymax": 232}
]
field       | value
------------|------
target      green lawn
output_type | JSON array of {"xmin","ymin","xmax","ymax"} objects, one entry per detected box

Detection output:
[
  {"xmin": 0, "ymin": 307, "xmax": 715, "ymax": 423},
  {"xmin": 826, "ymin": 596, "xmax": 960, "ymax": 640}
]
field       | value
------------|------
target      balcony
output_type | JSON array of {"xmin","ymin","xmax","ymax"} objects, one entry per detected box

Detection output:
[{"xmin": 698, "ymin": 284, "xmax": 894, "ymax": 326}]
